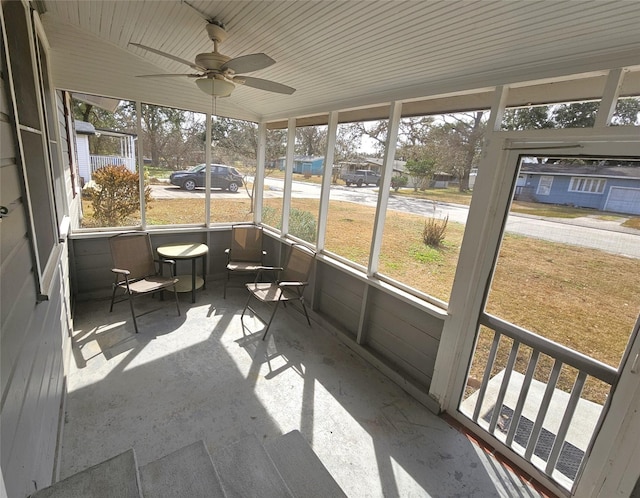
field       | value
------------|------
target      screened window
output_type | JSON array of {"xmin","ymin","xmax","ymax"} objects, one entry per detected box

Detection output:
[
  {"xmin": 261, "ymin": 128, "xmax": 287, "ymax": 231},
  {"xmin": 323, "ymin": 119, "xmax": 383, "ymax": 267},
  {"xmin": 286, "ymin": 123, "xmax": 326, "ymax": 243},
  {"xmin": 75, "ymin": 99, "xmax": 139, "ymax": 228},
  {"xmin": 378, "ymin": 111, "xmax": 487, "ymax": 304},
  {"xmin": 209, "ymin": 116, "xmax": 257, "ymax": 225}
]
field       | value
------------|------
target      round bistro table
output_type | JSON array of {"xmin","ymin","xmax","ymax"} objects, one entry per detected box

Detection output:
[{"xmin": 157, "ymin": 242, "xmax": 208, "ymax": 303}]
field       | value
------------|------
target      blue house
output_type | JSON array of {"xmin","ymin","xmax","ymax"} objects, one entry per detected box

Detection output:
[
  {"xmin": 270, "ymin": 156, "xmax": 325, "ymax": 175},
  {"xmin": 516, "ymin": 163, "xmax": 640, "ymax": 215}
]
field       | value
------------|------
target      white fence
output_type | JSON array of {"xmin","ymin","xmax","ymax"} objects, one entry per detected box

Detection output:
[{"xmin": 90, "ymin": 155, "xmax": 136, "ymax": 174}]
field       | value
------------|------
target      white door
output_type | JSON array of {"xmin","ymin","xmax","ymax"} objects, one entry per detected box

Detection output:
[{"xmin": 433, "ymin": 132, "xmax": 640, "ymax": 497}]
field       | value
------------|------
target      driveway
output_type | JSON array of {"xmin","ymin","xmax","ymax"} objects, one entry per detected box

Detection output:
[{"xmin": 150, "ymin": 183, "xmax": 248, "ymax": 199}]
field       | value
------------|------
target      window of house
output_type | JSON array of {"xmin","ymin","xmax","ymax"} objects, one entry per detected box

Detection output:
[
  {"xmin": 286, "ymin": 123, "xmax": 326, "ymax": 244},
  {"xmin": 261, "ymin": 127, "xmax": 287, "ymax": 231},
  {"xmin": 3, "ymin": 1, "xmax": 60, "ymax": 298},
  {"xmin": 501, "ymin": 79, "xmax": 640, "ymax": 132},
  {"xmin": 141, "ymin": 103, "xmax": 206, "ymax": 226},
  {"xmin": 209, "ymin": 116, "xmax": 256, "ymax": 225},
  {"xmin": 569, "ymin": 177, "xmax": 606, "ymax": 193},
  {"xmin": 75, "ymin": 98, "xmax": 139, "ymax": 228},
  {"xmin": 323, "ymin": 119, "xmax": 383, "ymax": 267},
  {"xmin": 537, "ymin": 175, "xmax": 554, "ymax": 195},
  {"xmin": 377, "ymin": 111, "xmax": 487, "ymax": 304}
]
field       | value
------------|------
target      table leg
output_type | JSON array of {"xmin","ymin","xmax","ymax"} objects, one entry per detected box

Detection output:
[
  {"xmin": 159, "ymin": 257, "xmax": 165, "ymax": 300},
  {"xmin": 191, "ymin": 257, "xmax": 196, "ymax": 303},
  {"xmin": 202, "ymin": 254, "xmax": 207, "ymax": 289}
]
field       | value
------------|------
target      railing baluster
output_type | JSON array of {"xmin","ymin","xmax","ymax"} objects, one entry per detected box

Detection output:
[
  {"xmin": 463, "ymin": 314, "xmax": 619, "ymax": 488},
  {"xmin": 524, "ymin": 359, "xmax": 562, "ymax": 461},
  {"xmin": 545, "ymin": 370, "xmax": 587, "ymax": 475},
  {"xmin": 489, "ymin": 340, "xmax": 520, "ymax": 434},
  {"xmin": 472, "ymin": 331, "xmax": 502, "ymax": 423},
  {"xmin": 506, "ymin": 349, "xmax": 540, "ymax": 446}
]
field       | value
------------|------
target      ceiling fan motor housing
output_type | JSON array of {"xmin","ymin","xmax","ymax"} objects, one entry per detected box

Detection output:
[
  {"xmin": 206, "ymin": 23, "xmax": 228, "ymax": 43},
  {"xmin": 195, "ymin": 51, "xmax": 231, "ymax": 71}
]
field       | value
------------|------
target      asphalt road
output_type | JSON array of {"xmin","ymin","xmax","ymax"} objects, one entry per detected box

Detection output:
[{"xmin": 150, "ymin": 180, "xmax": 640, "ymax": 258}]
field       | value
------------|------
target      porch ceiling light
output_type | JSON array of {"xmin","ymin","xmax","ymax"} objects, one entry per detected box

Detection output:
[{"xmin": 195, "ymin": 77, "xmax": 235, "ymax": 97}]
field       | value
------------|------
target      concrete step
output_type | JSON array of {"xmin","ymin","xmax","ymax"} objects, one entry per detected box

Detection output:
[
  {"xmin": 32, "ymin": 433, "xmax": 345, "ymax": 498},
  {"xmin": 138, "ymin": 440, "xmax": 225, "ymax": 498},
  {"xmin": 265, "ymin": 430, "xmax": 347, "ymax": 498},
  {"xmin": 31, "ymin": 449, "xmax": 141, "ymax": 498},
  {"xmin": 211, "ymin": 434, "xmax": 293, "ymax": 498}
]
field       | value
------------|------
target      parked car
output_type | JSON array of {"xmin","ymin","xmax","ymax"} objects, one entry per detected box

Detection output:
[
  {"xmin": 340, "ymin": 169, "xmax": 381, "ymax": 187},
  {"xmin": 169, "ymin": 164, "xmax": 243, "ymax": 192}
]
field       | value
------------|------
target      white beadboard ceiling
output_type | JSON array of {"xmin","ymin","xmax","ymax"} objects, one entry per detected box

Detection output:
[{"xmin": 41, "ymin": 0, "xmax": 640, "ymax": 123}]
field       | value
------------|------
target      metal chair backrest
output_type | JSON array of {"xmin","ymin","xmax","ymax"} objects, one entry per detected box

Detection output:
[
  {"xmin": 109, "ymin": 233, "xmax": 156, "ymax": 280},
  {"xmin": 280, "ymin": 244, "xmax": 315, "ymax": 283},
  {"xmin": 230, "ymin": 225, "xmax": 264, "ymax": 262}
]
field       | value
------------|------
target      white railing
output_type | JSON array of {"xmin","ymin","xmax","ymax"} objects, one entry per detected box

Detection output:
[
  {"xmin": 460, "ymin": 313, "xmax": 617, "ymax": 491},
  {"xmin": 90, "ymin": 155, "xmax": 136, "ymax": 173}
]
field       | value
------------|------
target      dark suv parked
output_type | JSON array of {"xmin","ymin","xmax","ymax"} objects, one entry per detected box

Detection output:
[{"xmin": 169, "ymin": 164, "xmax": 243, "ymax": 192}]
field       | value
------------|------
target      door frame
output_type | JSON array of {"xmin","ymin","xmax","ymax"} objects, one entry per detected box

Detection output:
[{"xmin": 429, "ymin": 128, "xmax": 640, "ymax": 496}]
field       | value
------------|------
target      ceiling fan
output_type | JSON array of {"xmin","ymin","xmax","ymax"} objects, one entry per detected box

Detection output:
[{"xmin": 129, "ymin": 19, "xmax": 295, "ymax": 97}]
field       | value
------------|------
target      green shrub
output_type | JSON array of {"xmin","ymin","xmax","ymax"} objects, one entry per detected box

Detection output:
[
  {"xmin": 262, "ymin": 206, "xmax": 281, "ymax": 229},
  {"xmin": 84, "ymin": 165, "xmax": 151, "ymax": 226},
  {"xmin": 262, "ymin": 206, "xmax": 317, "ymax": 242},
  {"xmin": 391, "ymin": 174, "xmax": 408, "ymax": 191},
  {"xmin": 289, "ymin": 208, "xmax": 317, "ymax": 242},
  {"xmin": 422, "ymin": 215, "xmax": 448, "ymax": 247}
]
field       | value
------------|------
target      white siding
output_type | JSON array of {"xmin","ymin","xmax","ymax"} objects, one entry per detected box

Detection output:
[{"xmin": 76, "ymin": 134, "xmax": 90, "ymax": 184}]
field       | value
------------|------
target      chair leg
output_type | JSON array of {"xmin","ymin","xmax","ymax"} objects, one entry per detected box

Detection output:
[
  {"xmin": 241, "ymin": 289, "xmax": 253, "ymax": 320},
  {"xmin": 261, "ymin": 300, "xmax": 282, "ymax": 341},
  {"xmin": 128, "ymin": 294, "xmax": 139, "ymax": 334},
  {"xmin": 109, "ymin": 284, "xmax": 118, "ymax": 312},
  {"xmin": 173, "ymin": 285, "xmax": 181, "ymax": 316},
  {"xmin": 224, "ymin": 270, "xmax": 229, "ymax": 299},
  {"xmin": 300, "ymin": 298, "xmax": 311, "ymax": 326}
]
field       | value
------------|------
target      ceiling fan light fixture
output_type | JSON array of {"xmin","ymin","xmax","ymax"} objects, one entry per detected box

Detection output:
[{"xmin": 196, "ymin": 77, "xmax": 235, "ymax": 97}]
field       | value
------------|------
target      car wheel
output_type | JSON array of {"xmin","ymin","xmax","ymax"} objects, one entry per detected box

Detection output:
[
  {"xmin": 375, "ymin": 181, "xmax": 380, "ymax": 187},
  {"xmin": 227, "ymin": 182, "xmax": 239, "ymax": 193},
  {"xmin": 345, "ymin": 181, "xmax": 351, "ymax": 186},
  {"xmin": 356, "ymin": 179, "xmax": 363, "ymax": 187},
  {"xmin": 182, "ymin": 179, "xmax": 196, "ymax": 191}
]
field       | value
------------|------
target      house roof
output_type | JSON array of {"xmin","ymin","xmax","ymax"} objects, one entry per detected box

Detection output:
[
  {"xmin": 521, "ymin": 163, "xmax": 640, "ymax": 179},
  {"xmin": 275, "ymin": 156, "xmax": 324, "ymax": 162},
  {"xmin": 74, "ymin": 120, "xmax": 96, "ymax": 135},
  {"xmin": 41, "ymin": 1, "xmax": 640, "ymax": 124},
  {"xmin": 361, "ymin": 158, "xmax": 407, "ymax": 170}
]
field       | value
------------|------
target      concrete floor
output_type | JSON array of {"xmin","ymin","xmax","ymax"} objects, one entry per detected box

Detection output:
[{"xmin": 62, "ymin": 287, "xmax": 546, "ymax": 497}]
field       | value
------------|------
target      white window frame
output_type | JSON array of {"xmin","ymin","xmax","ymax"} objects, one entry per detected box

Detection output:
[
  {"xmin": 569, "ymin": 176, "xmax": 606, "ymax": 194},
  {"xmin": 536, "ymin": 175, "xmax": 554, "ymax": 195},
  {"xmin": 2, "ymin": 1, "xmax": 61, "ymax": 300}
]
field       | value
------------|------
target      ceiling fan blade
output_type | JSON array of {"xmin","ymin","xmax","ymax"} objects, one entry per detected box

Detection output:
[
  {"xmin": 129, "ymin": 42, "xmax": 204, "ymax": 72},
  {"xmin": 135, "ymin": 73, "xmax": 202, "ymax": 78},
  {"xmin": 222, "ymin": 53, "xmax": 275, "ymax": 74},
  {"xmin": 182, "ymin": 0, "xmax": 215, "ymax": 23},
  {"xmin": 238, "ymin": 76, "xmax": 296, "ymax": 95}
]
